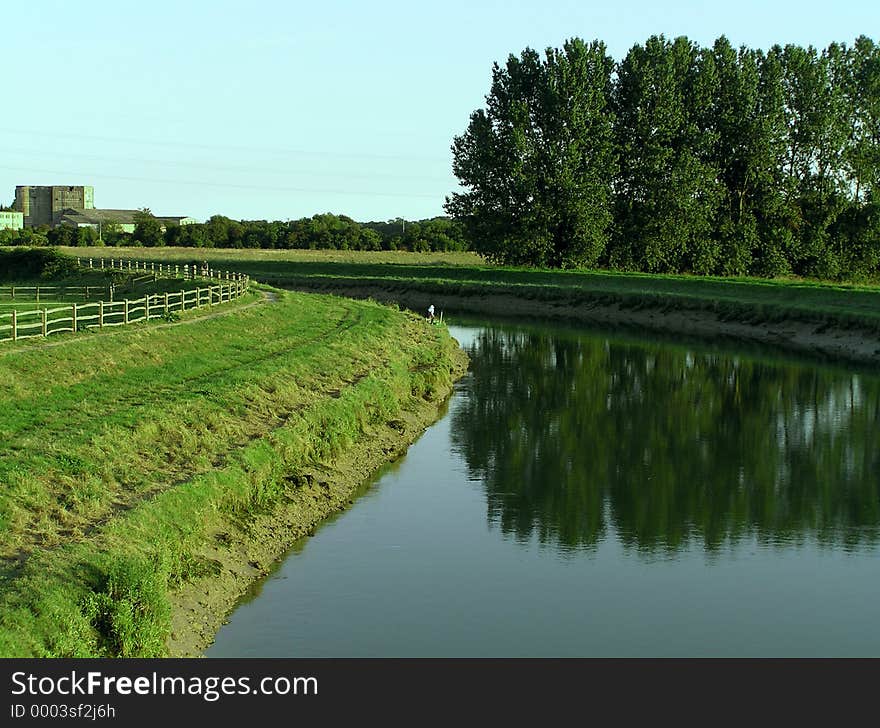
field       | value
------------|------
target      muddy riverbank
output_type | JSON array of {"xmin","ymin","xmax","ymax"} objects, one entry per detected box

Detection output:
[
  {"xmin": 167, "ymin": 344, "xmax": 468, "ymax": 657},
  {"xmin": 283, "ymin": 281, "xmax": 880, "ymax": 368}
]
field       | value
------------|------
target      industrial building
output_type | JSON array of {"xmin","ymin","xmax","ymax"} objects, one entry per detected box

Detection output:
[
  {"xmin": 0, "ymin": 210, "xmax": 24, "ymax": 230},
  {"xmin": 14, "ymin": 185, "xmax": 95, "ymax": 227},
  {"xmin": 58, "ymin": 208, "xmax": 197, "ymax": 233},
  {"xmin": 11, "ymin": 185, "xmax": 194, "ymax": 230}
]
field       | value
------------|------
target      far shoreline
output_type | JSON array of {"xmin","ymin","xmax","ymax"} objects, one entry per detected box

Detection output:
[{"xmin": 272, "ymin": 279, "xmax": 880, "ymax": 369}]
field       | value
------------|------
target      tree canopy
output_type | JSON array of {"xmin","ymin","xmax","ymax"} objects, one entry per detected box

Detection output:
[
  {"xmin": 447, "ymin": 34, "xmax": 880, "ymax": 280},
  {"xmin": 446, "ymin": 39, "xmax": 616, "ymax": 268},
  {"xmin": 4, "ymin": 213, "xmax": 468, "ymax": 253}
]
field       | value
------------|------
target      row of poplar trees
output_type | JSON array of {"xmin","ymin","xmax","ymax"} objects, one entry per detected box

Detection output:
[{"xmin": 446, "ymin": 35, "xmax": 880, "ymax": 279}]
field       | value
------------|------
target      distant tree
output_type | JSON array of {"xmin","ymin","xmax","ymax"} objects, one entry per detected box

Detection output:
[
  {"xmin": 47, "ymin": 224, "xmax": 80, "ymax": 247},
  {"xmin": 132, "ymin": 208, "xmax": 164, "ymax": 247},
  {"xmin": 446, "ymin": 38, "xmax": 617, "ymax": 267},
  {"xmin": 359, "ymin": 228, "xmax": 383, "ymax": 250},
  {"xmin": 164, "ymin": 223, "xmax": 182, "ymax": 246},
  {"xmin": 16, "ymin": 227, "xmax": 50, "ymax": 247},
  {"xmin": 100, "ymin": 221, "xmax": 125, "ymax": 247},
  {"xmin": 177, "ymin": 221, "xmax": 209, "ymax": 247},
  {"xmin": 77, "ymin": 226, "xmax": 99, "ymax": 247}
]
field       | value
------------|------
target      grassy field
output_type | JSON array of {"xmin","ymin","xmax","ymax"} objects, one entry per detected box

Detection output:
[
  {"xmin": 62, "ymin": 247, "xmax": 483, "ymax": 268},
  {"xmin": 1, "ymin": 251, "xmax": 248, "ymax": 341},
  {"xmin": 62, "ymin": 246, "xmax": 880, "ymax": 331},
  {"xmin": 0, "ymin": 287, "xmax": 461, "ymax": 656},
  {"xmin": 0, "ymin": 264, "xmax": 223, "ymax": 309}
]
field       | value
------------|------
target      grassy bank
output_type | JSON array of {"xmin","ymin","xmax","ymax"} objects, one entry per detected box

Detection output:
[
  {"xmin": 0, "ymin": 288, "xmax": 464, "ymax": 656},
  {"xmin": 60, "ymin": 246, "xmax": 880, "ymax": 332}
]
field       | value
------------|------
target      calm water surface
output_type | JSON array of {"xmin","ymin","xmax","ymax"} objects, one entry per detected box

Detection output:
[{"xmin": 207, "ymin": 320, "xmax": 880, "ymax": 656}]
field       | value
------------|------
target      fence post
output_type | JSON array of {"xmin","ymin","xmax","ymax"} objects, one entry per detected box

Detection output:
[
  {"xmin": 36, "ymin": 286, "xmax": 40, "ymax": 304},
  {"xmin": 175, "ymin": 264, "xmax": 179, "ymax": 277},
  {"xmin": 72, "ymin": 303, "xmax": 77, "ymax": 332},
  {"xmin": 196, "ymin": 288, "xmax": 201, "ymax": 308},
  {"xmin": 42, "ymin": 307, "xmax": 47, "ymax": 337},
  {"xmin": 164, "ymin": 291, "xmax": 169, "ymax": 313},
  {"xmin": 99, "ymin": 300, "xmax": 104, "ymax": 328},
  {"xmin": 124, "ymin": 299, "xmax": 129, "ymax": 324},
  {"xmin": 100, "ymin": 258, "xmax": 105, "ymax": 270},
  {"xmin": 11, "ymin": 309, "xmax": 16, "ymax": 342}
]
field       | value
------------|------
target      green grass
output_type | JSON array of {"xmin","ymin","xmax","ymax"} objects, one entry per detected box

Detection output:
[
  {"xmin": 0, "ymin": 287, "xmax": 461, "ymax": 656},
  {"xmin": 0, "ymin": 270, "xmax": 216, "ymax": 309},
  {"xmin": 61, "ymin": 246, "xmax": 483, "ymax": 268},
  {"xmin": 61, "ymin": 246, "xmax": 880, "ymax": 331}
]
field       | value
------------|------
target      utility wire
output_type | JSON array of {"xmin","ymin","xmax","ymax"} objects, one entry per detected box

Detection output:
[
  {"xmin": 0, "ymin": 128, "xmax": 451, "ymax": 164},
  {"xmin": 0, "ymin": 164, "xmax": 449, "ymax": 200}
]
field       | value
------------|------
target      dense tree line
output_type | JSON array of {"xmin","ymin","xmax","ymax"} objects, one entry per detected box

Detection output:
[
  {"xmin": 0, "ymin": 213, "xmax": 468, "ymax": 253},
  {"xmin": 447, "ymin": 35, "xmax": 880, "ymax": 279}
]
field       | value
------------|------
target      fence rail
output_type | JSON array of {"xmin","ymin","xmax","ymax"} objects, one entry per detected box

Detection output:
[
  {"xmin": 0, "ymin": 258, "xmax": 251, "ymax": 344},
  {"xmin": 0, "ymin": 285, "xmax": 112, "ymax": 302},
  {"xmin": 77, "ymin": 256, "xmax": 247, "ymax": 284}
]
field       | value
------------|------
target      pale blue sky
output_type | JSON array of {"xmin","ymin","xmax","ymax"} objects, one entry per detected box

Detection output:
[{"xmin": 1, "ymin": 1, "xmax": 876, "ymax": 223}]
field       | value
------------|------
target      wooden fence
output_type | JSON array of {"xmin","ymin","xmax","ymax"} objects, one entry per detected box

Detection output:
[
  {"xmin": 0, "ymin": 285, "xmax": 113, "ymax": 302},
  {"xmin": 0, "ymin": 258, "xmax": 250, "ymax": 344},
  {"xmin": 77, "ymin": 256, "xmax": 244, "ymax": 283}
]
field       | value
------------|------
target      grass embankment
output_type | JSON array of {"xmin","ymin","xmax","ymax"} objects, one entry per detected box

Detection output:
[
  {"xmin": 61, "ymin": 246, "xmax": 880, "ymax": 332},
  {"xmin": 0, "ymin": 288, "xmax": 465, "ymax": 657}
]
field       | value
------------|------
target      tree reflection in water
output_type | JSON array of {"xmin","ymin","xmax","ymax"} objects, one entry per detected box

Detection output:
[{"xmin": 451, "ymin": 327, "xmax": 880, "ymax": 553}]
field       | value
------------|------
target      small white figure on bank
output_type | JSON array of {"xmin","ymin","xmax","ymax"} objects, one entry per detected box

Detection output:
[{"xmin": 427, "ymin": 304, "xmax": 435, "ymax": 322}]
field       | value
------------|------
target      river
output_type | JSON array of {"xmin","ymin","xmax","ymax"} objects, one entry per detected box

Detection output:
[{"xmin": 206, "ymin": 319, "xmax": 880, "ymax": 657}]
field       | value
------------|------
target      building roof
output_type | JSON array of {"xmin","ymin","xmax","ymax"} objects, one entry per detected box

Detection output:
[
  {"xmin": 59, "ymin": 209, "xmax": 192, "ymax": 225},
  {"xmin": 60, "ymin": 208, "xmax": 141, "ymax": 224}
]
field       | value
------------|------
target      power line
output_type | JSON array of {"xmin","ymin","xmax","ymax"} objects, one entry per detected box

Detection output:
[
  {"xmin": 0, "ymin": 164, "xmax": 451, "ymax": 200},
  {"xmin": 0, "ymin": 147, "xmax": 453, "ymax": 184},
  {"xmin": 0, "ymin": 127, "xmax": 452, "ymax": 164}
]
